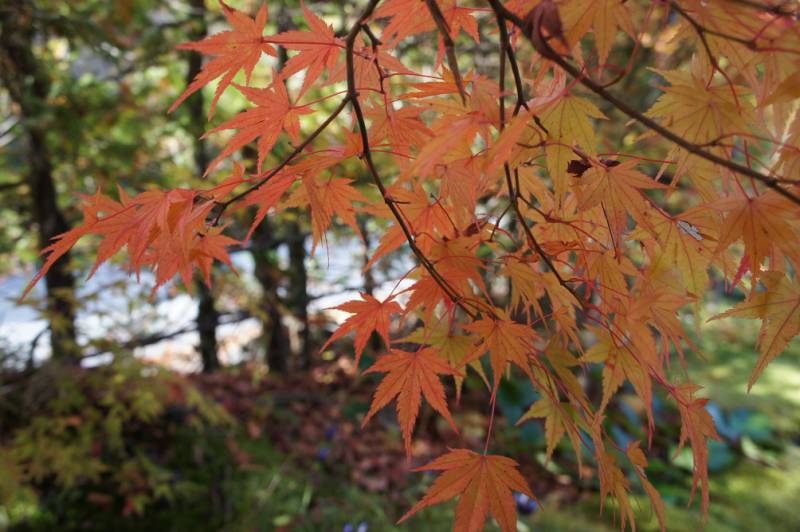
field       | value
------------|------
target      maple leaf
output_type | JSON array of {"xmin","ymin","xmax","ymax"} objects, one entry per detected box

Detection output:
[
  {"xmin": 270, "ymin": 2, "xmax": 341, "ymax": 98},
  {"xmin": 362, "ymin": 347, "xmax": 458, "ymax": 458},
  {"xmin": 169, "ymin": 2, "xmax": 275, "ymax": 117},
  {"xmin": 23, "ymin": 187, "xmax": 239, "ymax": 300},
  {"xmin": 646, "ymin": 59, "xmax": 754, "ymax": 145},
  {"xmin": 203, "ymin": 80, "xmax": 313, "ymax": 175},
  {"xmin": 365, "ymin": 183, "xmax": 453, "ymax": 269},
  {"xmin": 762, "ymin": 70, "xmax": 800, "ymax": 107},
  {"xmin": 674, "ymin": 384, "xmax": 720, "ymax": 515},
  {"xmin": 778, "ymin": 113, "xmax": 800, "ymax": 180},
  {"xmin": 572, "ymin": 158, "xmax": 666, "ymax": 246},
  {"xmin": 596, "ymin": 450, "xmax": 637, "ymax": 532},
  {"xmin": 401, "ymin": 320, "xmax": 488, "ymax": 401},
  {"xmin": 321, "ymin": 293, "xmax": 402, "ymax": 363},
  {"xmin": 523, "ymin": 396, "xmax": 577, "ymax": 458},
  {"xmin": 712, "ymin": 190, "xmax": 800, "ymax": 281},
  {"xmin": 504, "ymin": 255, "xmax": 579, "ymax": 318},
  {"xmin": 583, "ymin": 328, "xmax": 654, "ymax": 423},
  {"xmin": 284, "ymin": 175, "xmax": 366, "ymax": 251},
  {"xmin": 374, "ymin": 0, "xmax": 479, "ymax": 46},
  {"xmin": 627, "ymin": 441, "xmax": 667, "ymax": 532},
  {"xmin": 398, "ymin": 449, "xmax": 535, "ymax": 532},
  {"xmin": 193, "ymin": 225, "xmax": 238, "ymax": 285},
  {"xmin": 21, "ymin": 222, "xmax": 93, "ymax": 302},
  {"xmin": 462, "ymin": 311, "xmax": 539, "ymax": 388},
  {"xmin": 404, "ymin": 275, "xmax": 452, "ymax": 322},
  {"xmin": 242, "ymin": 168, "xmax": 298, "ymax": 241},
  {"xmin": 539, "ymin": 87, "xmax": 607, "ymax": 201},
  {"xmin": 407, "ymin": 113, "xmax": 482, "ymax": 180},
  {"xmin": 711, "ymin": 272, "xmax": 800, "ymax": 389},
  {"xmin": 628, "ymin": 279, "xmax": 694, "ymax": 362},
  {"xmin": 365, "ymin": 104, "xmax": 433, "ymax": 154},
  {"xmin": 327, "ymin": 36, "xmax": 414, "ymax": 93},
  {"xmin": 428, "ymin": 234, "xmax": 486, "ymax": 293},
  {"xmin": 633, "ymin": 207, "xmax": 718, "ymax": 299},
  {"xmin": 561, "ymin": 0, "xmax": 634, "ymax": 66}
]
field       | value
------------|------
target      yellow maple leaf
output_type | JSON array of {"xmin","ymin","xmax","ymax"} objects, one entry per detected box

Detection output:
[
  {"xmin": 540, "ymin": 88, "xmax": 607, "ymax": 201},
  {"xmin": 711, "ymin": 272, "xmax": 800, "ymax": 389}
]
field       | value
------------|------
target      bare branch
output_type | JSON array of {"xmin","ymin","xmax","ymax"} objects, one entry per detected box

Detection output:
[{"xmin": 424, "ymin": 0, "xmax": 467, "ymax": 105}]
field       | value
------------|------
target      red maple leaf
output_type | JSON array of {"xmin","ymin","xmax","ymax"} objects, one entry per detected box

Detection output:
[{"xmin": 169, "ymin": 1, "xmax": 275, "ymax": 117}]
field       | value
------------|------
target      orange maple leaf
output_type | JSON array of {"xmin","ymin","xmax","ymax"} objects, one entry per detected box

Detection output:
[
  {"xmin": 321, "ymin": 293, "xmax": 402, "ymax": 363},
  {"xmin": 711, "ymin": 272, "xmax": 800, "ymax": 389},
  {"xmin": 169, "ymin": 1, "xmax": 275, "ymax": 117},
  {"xmin": 22, "ymin": 188, "xmax": 238, "ymax": 300},
  {"xmin": 365, "ymin": 182, "xmax": 453, "ymax": 269},
  {"xmin": 572, "ymin": 158, "xmax": 666, "ymax": 245},
  {"xmin": 327, "ymin": 36, "xmax": 413, "ymax": 93},
  {"xmin": 674, "ymin": 384, "xmax": 720, "ymax": 515},
  {"xmin": 462, "ymin": 311, "xmax": 539, "ymax": 388},
  {"xmin": 242, "ymin": 168, "xmax": 298, "ymax": 241},
  {"xmin": 517, "ymin": 395, "xmax": 583, "ymax": 463},
  {"xmin": 398, "ymin": 449, "xmax": 535, "ymax": 532},
  {"xmin": 285, "ymin": 175, "xmax": 366, "ymax": 251},
  {"xmin": 270, "ymin": 2, "xmax": 341, "ymax": 98},
  {"xmin": 626, "ymin": 442, "xmax": 667, "ymax": 532},
  {"xmin": 375, "ymin": 0, "xmax": 479, "ymax": 42},
  {"xmin": 713, "ymin": 190, "xmax": 800, "ymax": 281},
  {"xmin": 362, "ymin": 347, "xmax": 458, "ymax": 458},
  {"xmin": 203, "ymin": 80, "xmax": 313, "ymax": 175}
]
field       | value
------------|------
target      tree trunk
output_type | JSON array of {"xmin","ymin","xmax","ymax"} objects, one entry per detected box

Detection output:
[
  {"xmin": 196, "ymin": 281, "xmax": 221, "ymax": 373},
  {"xmin": 287, "ymin": 226, "xmax": 311, "ymax": 369},
  {"xmin": 0, "ymin": 5, "xmax": 78, "ymax": 361},
  {"xmin": 357, "ymin": 214, "xmax": 383, "ymax": 354},
  {"xmin": 250, "ymin": 218, "xmax": 290, "ymax": 374},
  {"xmin": 185, "ymin": 0, "xmax": 222, "ymax": 373}
]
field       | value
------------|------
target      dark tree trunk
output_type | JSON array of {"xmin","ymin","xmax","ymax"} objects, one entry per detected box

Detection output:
[
  {"xmin": 185, "ymin": 0, "xmax": 222, "ymax": 373},
  {"xmin": 196, "ymin": 281, "xmax": 221, "ymax": 373},
  {"xmin": 251, "ymin": 218, "xmax": 290, "ymax": 374},
  {"xmin": 357, "ymin": 214, "xmax": 383, "ymax": 354},
  {"xmin": 0, "ymin": 5, "xmax": 78, "ymax": 361},
  {"xmin": 287, "ymin": 226, "xmax": 311, "ymax": 369},
  {"xmin": 358, "ymin": 214, "xmax": 377, "ymax": 297}
]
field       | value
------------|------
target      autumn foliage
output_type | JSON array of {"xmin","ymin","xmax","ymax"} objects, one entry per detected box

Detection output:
[{"xmin": 23, "ymin": 0, "xmax": 800, "ymax": 530}]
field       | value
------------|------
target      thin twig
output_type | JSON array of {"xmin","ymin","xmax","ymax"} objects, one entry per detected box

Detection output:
[
  {"xmin": 212, "ymin": 96, "xmax": 351, "ymax": 224},
  {"xmin": 424, "ymin": 0, "xmax": 467, "ymax": 105},
  {"xmin": 490, "ymin": 0, "xmax": 800, "ymax": 206},
  {"xmin": 345, "ymin": 0, "xmax": 478, "ymax": 319},
  {"xmin": 490, "ymin": 1, "xmax": 579, "ymax": 302},
  {"xmin": 670, "ymin": 0, "xmax": 800, "ymax": 54}
]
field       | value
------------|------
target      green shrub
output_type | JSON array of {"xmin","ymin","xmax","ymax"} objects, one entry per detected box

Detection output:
[{"xmin": 0, "ymin": 359, "xmax": 237, "ymax": 530}]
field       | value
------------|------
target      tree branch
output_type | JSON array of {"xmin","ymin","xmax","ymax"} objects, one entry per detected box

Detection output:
[
  {"xmin": 212, "ymin": 96, "xmax": 351, "ymax": 225},
  {"xmin": 490, "ymin": 0, "xmax": 800, "ymax": 205},
  {"xmin": 424, "ymin": 0, "xmax": 467, "ymax": 104},
  {"xmin": 345, "ymin": 0, "xmax": 479, "ymax": 319},
  {"xmin": 491, "ymin": 3, "xmax": 580, "ymax": 303}
]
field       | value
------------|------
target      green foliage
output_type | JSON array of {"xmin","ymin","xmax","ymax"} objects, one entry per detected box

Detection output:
[{"xmin": 0, "ymin": 359, "xmax": 235, "ymax": 530}]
